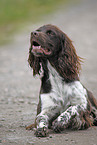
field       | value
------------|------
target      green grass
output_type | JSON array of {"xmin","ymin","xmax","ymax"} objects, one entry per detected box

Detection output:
[{"xmin": 0, "ymin": 0, "xmax": 72, "ymax": 45}]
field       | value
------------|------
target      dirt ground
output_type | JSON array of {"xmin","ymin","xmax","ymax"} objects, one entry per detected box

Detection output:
[{"xmin": 0, "ymin": 0, "xmax": 97, "ymax": 145}]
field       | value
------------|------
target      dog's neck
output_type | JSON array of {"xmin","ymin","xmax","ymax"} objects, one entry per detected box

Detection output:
[
  {"xmin": 47, "ymin": 60, "xmax": 63, "ymax": 82},
  {"xmin": 40, "ymin": 57, "xmax": 79, "ymax": 83},
  {"xmin": 48, "ymin": 56, "xmax": 79, "ymax": 83},
  {"xmin": 47, "ymin": 61, "xmax": 64, "ymax": 93}
]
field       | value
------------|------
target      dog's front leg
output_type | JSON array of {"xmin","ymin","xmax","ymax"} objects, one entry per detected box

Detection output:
[
  {"xmin": 52, "ymin": 105, "xmax": 87, "ymax": 132},
  {"xmin": 35, "ymin": 93, "xmax": 61, "ymax": 137},
  {"xmin": 34, "ymin": 113, "xmax": 49, "ymax": 137}
]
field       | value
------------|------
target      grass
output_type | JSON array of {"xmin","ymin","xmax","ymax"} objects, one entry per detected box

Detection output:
[{"xmin": 0, "ymin": 0, "xmax": 73, "ymax": 45}]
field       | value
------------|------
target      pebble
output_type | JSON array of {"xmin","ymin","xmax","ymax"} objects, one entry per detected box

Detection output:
[
  {"xmin": 8, "ymin": 129, "xmax": 16, "ymax": 132},
  {"xmin": 49, "ymin": 135, "xmax": 52, "ymax": 138},
  {"xmin": 1, "ymin": 118, "xmax": 5, "ymax": 121},
  {"xmin": 27, "ymin": 142, "xmax": 34, "ymax": 145},
  {"xmin": 65, "ymin": 138, "xmax": 68, "ymax": 141}
]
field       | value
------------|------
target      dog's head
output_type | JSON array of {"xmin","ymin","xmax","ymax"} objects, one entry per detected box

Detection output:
[
  {"xmin": 28, "ymin": 24, "xmax": 81, "ymax": 81},
  {"xmin": 29, "ymin": 24, "xmax": 64, "ymax": 57}
]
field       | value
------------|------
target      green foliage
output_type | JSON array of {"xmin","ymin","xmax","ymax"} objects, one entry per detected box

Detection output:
[{"xmin": 0, "ymin": 0, "xmax": 69, "ymax": 45}]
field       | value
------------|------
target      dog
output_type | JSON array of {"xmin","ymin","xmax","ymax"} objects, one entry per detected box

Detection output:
[{"xmin": 27, "ymin": 24, "xmax": 97, "ymax": 137}]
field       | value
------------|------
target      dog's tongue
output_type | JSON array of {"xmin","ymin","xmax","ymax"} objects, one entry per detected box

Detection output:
[
  {"xmin": 31, "ymin": 45, "xmax": 52, "ymax": 56},
  {"xmin": 32, "ymin": 45, "xmax": 41, "ymax": 50},
  {"xmin": 31, "ymin": 45, "xmax": 43, "ymax": 54}
]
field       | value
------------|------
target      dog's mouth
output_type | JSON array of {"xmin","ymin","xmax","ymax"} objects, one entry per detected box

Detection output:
[{"xmin": 31, "ymin": 41, "xmax": 52, "ymax": 57}]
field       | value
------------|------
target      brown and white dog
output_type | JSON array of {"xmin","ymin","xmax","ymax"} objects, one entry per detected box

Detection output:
[{"xmin": 27, "ymin": 24, "xmax": 97, "ymax": 137}]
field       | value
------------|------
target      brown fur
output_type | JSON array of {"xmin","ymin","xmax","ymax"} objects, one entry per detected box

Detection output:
[
  {"xmin": 28, "ymin": 24, "xmax": 82, "ymax": 82},
  {"xmin": 27, "ymin": 24, "xmax": 97, "ymax": 132},
  {"xmin": 87, "ymin": 90, "xmax": 97, "ymax": 109},
  {"xmin": 49, "ymin": 33, "xmax": 82, "ymax": 82}
]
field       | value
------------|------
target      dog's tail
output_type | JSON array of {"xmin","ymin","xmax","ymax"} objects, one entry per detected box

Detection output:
[
  {"xmin": 87, "ymin": 90, "xmax": 97, "ymax": 126},
  {"xmin": 26, "ymin": 123, "xmax": 36, "ymax": 130}
]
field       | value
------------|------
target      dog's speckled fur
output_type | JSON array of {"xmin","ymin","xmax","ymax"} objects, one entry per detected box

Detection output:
[{"xmin": 27, "ymin": 24, "xmax": 97, "ymax": 137}]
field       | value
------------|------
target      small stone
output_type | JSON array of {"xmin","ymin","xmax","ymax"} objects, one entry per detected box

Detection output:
[
  {"xmin": 71, "ymin": 140, "xmax": 76, "ymax": 143},
  {"xmin": 27, "ymin": 142, "xmax": 34, "ymax": 145},
  {"xmin": 65, "ymin": 138, "xmax": 68, "ymax": 141},
  {"xmin": 20, "ymin": 124, "xmax": 26, "ymax": 127},
  {"xmin": 49, "ymin": 135, "xmax": 52, "ymax": 138},
  {"xmin": 8, "ymin": 129, "xmax": 16, "ymax": 132},
  {"xmin": 1, "ymin": 118, "xmax": 5, "ymax": 121}
]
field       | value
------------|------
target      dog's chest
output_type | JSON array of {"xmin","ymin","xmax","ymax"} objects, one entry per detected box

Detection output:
[
  {"xmin": 47, "ymin": 62, "xmax": 71, "ymax": 106},
  {"xmin": 47, "ymin": 61, "xmax": 87, "ymax": 109}
]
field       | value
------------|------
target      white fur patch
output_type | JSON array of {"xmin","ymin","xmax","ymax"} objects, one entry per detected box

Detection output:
[
  {"xmin": 46, "ymin": 61, "xmax": 87, "ymax": 111},
  {"xmin": 34, "ymin": 63, "xmax": 44, "ymax": 79},
  {"xmin": 37, "ymin": 61, "xmax": 88, "ymax": 130},
  {"xmin": 41, "ymin": 93, "xmax": 55, "ymax": 110}
]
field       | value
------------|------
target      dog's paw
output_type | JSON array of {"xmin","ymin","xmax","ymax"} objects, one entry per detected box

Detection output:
[
  {"xmin": 26, "ymin": 124, "xmax": 35, "ymax": 130},
  {"xmin": 34, "ymin": 127, "xmax": 49, "ymax": 137},
  {"xmin": 52, "ymin": 120, "xmax": 65, "ymax": 133}
]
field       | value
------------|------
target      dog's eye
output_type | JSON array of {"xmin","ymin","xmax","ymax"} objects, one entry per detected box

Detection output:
[{"xmin": 46, "ymin": 30, "xmax": 54, "ymax": 36}]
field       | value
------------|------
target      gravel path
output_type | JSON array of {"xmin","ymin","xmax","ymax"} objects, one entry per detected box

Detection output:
[{"xmin": 0, "ymin": 0, "xmax": 97, "ymax": 144}]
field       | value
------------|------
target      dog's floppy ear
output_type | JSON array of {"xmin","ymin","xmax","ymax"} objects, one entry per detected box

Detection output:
[
  {"xmin": 28, "ymin": 48, "xmax": 41, "ymax": 76},
  {"xmin": 58, "ymin": 33, "xmax": 82, "ymax": 82}
]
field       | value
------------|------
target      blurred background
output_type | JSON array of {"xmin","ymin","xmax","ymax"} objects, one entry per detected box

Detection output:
[
  {"xmin": 0, "ymin": 0, "xmax": 96, "ymax": 94},
  {"xmin": 0, "ymin": 0, "xmax": 73, "ymax": 45},
  {"xmin": 0, "ymin": 0, "xmax": 97, "ymax": 144}
]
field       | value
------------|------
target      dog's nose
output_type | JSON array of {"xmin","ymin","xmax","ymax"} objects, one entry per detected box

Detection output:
[{"xmin": 32, "ymin": 31, "xmax": 39, "ymax": 37}]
